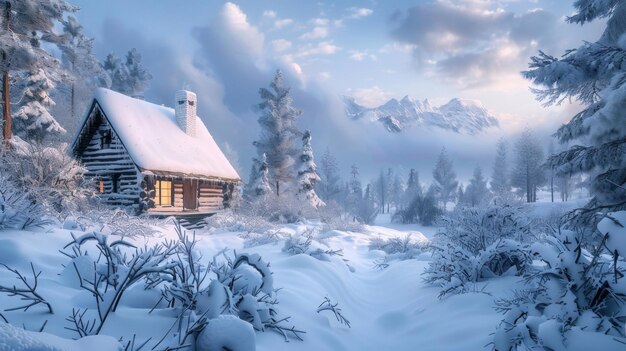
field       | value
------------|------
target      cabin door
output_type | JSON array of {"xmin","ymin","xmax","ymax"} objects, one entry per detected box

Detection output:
[{"xmin": 183, "ymin": 180, "xmax": 198, "ymax": 210}]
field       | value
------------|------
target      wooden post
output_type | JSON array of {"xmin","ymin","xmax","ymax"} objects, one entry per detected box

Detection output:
[{"xmin": 2, "ymin": 1, "xmax": 11, "ymax": 145}]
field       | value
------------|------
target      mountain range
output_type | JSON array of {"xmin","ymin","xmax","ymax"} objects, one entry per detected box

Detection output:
[{"xmin": 342, "ymin": 95, "xmax": 500, "ymax": 134}]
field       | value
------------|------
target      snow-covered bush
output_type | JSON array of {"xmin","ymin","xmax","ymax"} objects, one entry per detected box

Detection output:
[
  {"xmin": 282, "ymin": 229, "xmax": 343, "ymax": 261},
  {"xmin": 393, "ymin": 192, "xmax": 441, "ymax": 225},
  {"xmin": 211, "ymin": 251, "xmax": 305, "ymax": 341},
  {"xmin": 424, "ymin": 206, "xmax": 536, "ymax": 296},
  {"xmin": 493, "ymin": 214, "xmax": 626, "ymax": 350},
  {"xmin": 64, "ymin": 231, "xmax": 177, "ymax": 335},
  {"xmin": 0, "ymin": 141, "xmax": 95, "ymax": 216},
  {"xmin": 205, "ymin": 208, "xmax": 275, "ymax": 234},
  {"xmin": 319, "ymin": 201, "xmax": 365, "ymax": 232},
  {"xmin": 369, "ymin": 234, "xmax": 425, "ymax": 261},
  {"xmin": 67, "ymin": 207, "xmax": 161, "ymax": 238},
  {"xmin": 0, "ymin": 175, "xmax": 48, "ymax": 230}
]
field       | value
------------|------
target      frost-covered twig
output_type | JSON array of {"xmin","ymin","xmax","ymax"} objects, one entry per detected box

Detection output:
[
  {"xmin": 316, "ymin": 297, "xmax": 351, "ymax": 328},
  {"xmin": 120, "ymin": 334, "xmax": 152, "ymax": 351},
  {"xmin": 0, "ymin": 263, "xmax": 53, "ymax": 314},
  {"xmin": 265, "ymin": 316, "xmax": 306, "ymax": 342},
  {"xmin": 64, "ymin": 308, "xmax": 96, "ymax": 338}
]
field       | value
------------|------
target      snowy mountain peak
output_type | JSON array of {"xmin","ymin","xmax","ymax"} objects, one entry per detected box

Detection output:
[{"xmin": 342, "ymin": 95, "xmax": 499, "ymax": 134}]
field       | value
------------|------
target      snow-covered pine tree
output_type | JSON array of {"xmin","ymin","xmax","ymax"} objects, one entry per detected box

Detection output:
[
  {"xmin": 254, "ymin": 70, "xmax": 302, "ymax": 197},
  {"xmin": 58, "ymin": 15, "xmax": 107, "ymax": 128},
  {"xmin": 124, "ymin": 48, "xmax": 152, "ymax": 99},
  {"xmin": 103, "ymin": 53, "xmax": 127, "ymax": 93},
  {"xmin": 523, "ymin": 0, "xmax": 626, "ymax": 229},
  {"xmin": 432, "ymin": 147, "xmax": 458, "ymax": 209},
  {"xmin": 13, "ymin": 68, "xmax": 65, "ymax": 142},
  {"xmin": 345, "ymin": 164, "xmax": 363, "ymax": 216},
  {"xmin": 296, "ymin": 130, "xmax": 324, "ymax": 208},
  {"xmin": 318, "ymin": 147, "xmax": 340, "ymax": 202},
  {"xmin": 375, "ymin": 170, "xmax": 387, "ymax": 214},
  {"xmin": 510, "ymin": 128, "xmax": 545, "ymax": 203},
  {"xmin": 490, "ymin": 138, "xmax": 510, "ymax": 198},
  {"xmin": 464, "ymin": 166, "xmax": 490, "ymax": 207},
  {"xmin": 403, "ymin": 168, "xmax": 422, "ymax": 207},
  {"xmin": 0, "ymin": 0, "xmax": 77, "ymax": 144},
  {"xmin": 252, "ymin": 153, "xmax": 272, "ymax": 199}
]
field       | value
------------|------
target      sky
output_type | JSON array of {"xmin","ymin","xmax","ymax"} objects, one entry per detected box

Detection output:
[{"xmin": 69, "ymin": 0, "xmax": 605, "ymax": 184}]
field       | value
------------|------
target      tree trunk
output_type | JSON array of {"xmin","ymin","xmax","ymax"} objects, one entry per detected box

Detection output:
[
  {"xmin": 275, "ymin": 180, "xmax": 280, "ymax": 197},
  {"xmin": 550, "ymin": 167, "xmax": 554, "ymax": 203},
  {"xmin": 2, "ymin": 70, "xmax": 9, "ymax": 144},
  {"xmin": 1, "ymin": 2, "xmax": 10, "ymax": 145},
  {"xmin": 526, "ymin": 164, "xmax": 530, "ymax": 203}
]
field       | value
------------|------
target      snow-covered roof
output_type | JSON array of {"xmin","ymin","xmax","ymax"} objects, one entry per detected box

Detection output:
[{"xmin": 75, "ymin": 88, "xmax": 240, "ymax": 181}]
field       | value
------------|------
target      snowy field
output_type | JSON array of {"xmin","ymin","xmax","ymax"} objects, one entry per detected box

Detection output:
[
  {"xmin": 0, "ymin": 215, "xmax": 498, "ymax": 351},
  {"xmin": 1, "ymin": 199, "xmax": 624, "ymax": 351}
]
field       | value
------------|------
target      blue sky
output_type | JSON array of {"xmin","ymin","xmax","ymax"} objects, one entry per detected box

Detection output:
[{"xmin": 69, "ymin": 0, "xmax": 605, "ymax": 182}]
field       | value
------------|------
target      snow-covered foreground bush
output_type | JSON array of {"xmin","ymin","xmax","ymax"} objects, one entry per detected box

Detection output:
[
  {"xmin": 369, "ymin": 234, "xmax": 426, "ymax": 262},
  {"xmin": 493, "ymin": 212, "xmax": 626, "ymax": 350},
  {"xmin": 0, "ymin": 175, "xmax": 48, "ymax": 230},
  {"xmin": 424, "ymin": 206, "xmax": 536, "ymax": 296},
  {"xmin": 0, "ymin": 141, "xmax": 95, "ymax": 216}
]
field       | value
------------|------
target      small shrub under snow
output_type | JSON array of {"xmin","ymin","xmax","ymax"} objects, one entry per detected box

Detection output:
[{"xmin": 424, "ymin": 206, "xmax": 536, "ymax": 297}]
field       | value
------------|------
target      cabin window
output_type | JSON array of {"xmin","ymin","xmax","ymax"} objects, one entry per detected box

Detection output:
[
  {"xmin": 98, "ymin": 178, "xmax": 104, "ymax": 193},
  {"xmin": 100, "ymin": 130, "xmax": 112, "ymax": 149},
  {"xmin": 112, "ymin": 174, "xmax": 120, "ymax": 193},
  {"xmin": 154, "ymin": 180, "xmax": 172, "ymax": 206}
]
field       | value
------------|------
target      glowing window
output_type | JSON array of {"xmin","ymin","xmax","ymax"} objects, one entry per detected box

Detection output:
[
  {"xmin": 154, "ymin": 180, "xmax": 172, "ymax": 206},
  {"xmin": 98, "ymin": 178, "xmax": 104, "ymax": 193}
]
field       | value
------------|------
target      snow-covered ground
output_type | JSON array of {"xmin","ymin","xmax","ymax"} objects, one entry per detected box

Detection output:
[
  {"xmin": 0, "ymin": 213, "xmax": 514, "ymax": 351},
  {"xmin": 2, "ymin": 199, "xmax": 616, "ymax": 351}
]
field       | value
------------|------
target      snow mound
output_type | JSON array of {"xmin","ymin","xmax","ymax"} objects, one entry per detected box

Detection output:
[{"xmin": 0, "ymin": 322, "xmax": 120, "ymax": 351}]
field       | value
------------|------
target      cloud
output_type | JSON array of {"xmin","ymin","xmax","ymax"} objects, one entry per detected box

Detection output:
[
  {"xmin": 300, "ymin": 26, "xmax": 329, "ymax": 40},
  {"xmin": 388, "ymin": 1, "xmax": 562, "ymax": 90},
  {"xmin": 349, "ymin": 50, "xmax": 377, "ymax": 62},
  {"xmin": 350, "ymin": 85, "xmax": 394, "ymax": 107},
  {"xmin": 294, "ymin": 41, "xmax": 339, "ymax": 58},
  {"xmin": 271, "ymin": 39, "xmax": 292, "ymax": 52},
  {"xmin": 310, "ymin": 18, "xmax": 330, "ymax": 26},
  {"xmin": 274, "ymin": 18, "xmax": 294, "ymax": 29},
  {"xmin": 262, "ymin": 10, "xmax": 276, "ymax": 19},
  {"xmin": 347, "ymin": 7, "xmax": 373, "ymax": 19}
]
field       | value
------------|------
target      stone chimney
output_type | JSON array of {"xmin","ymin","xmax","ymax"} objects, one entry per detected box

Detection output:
[{"xmin": 175, "ymin": 90, "xmax": 197, "ymax": 136}]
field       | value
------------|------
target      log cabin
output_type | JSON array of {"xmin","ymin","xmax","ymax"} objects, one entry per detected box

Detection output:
[{"xmin": 71, "ymin": 88, "xmax": 240, "ymax": 217}]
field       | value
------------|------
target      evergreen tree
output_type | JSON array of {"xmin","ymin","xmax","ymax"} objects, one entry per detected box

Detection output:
[
  {"xmin": 403, "ymin": 168, "xmax": 422, "ymax": 207},
  {"xmin": 252, "ymin": 153, "xmax": 272, "ymax": 199},
  {"xmin": 490, "ymin": 138, "xmax": 510, "ymax": 197},
  {"xmin": 103, "ymin": 48, "xmax": 152, "ymax": 98},
  {"xmin": 465, "ymin": 166, "xmax": 490, "ymax": 207},
  {"xmin": 376, "ymin": 170, "xmax": 387, "ymax": 214},
  {"xmin": 523, "ymin": 0, "xmax": 626, "ymax": 227},
  {"xmin": 13, "ymin": 68, "xmax": 64, "ymax": 142},
  {"xmin": 253, "ymin": 70, "xmax": 302, "ymax": 196},
  {"xmin": 1, "ymin": 0, "xmax": 77, "ymax": 144},
  {"xmin": 318, "ymin": 147, "xmax": 340, "ymax": 201},
  {"xmin": 296, "ymin": 130, "xmax": 324, "ymax": 207},
  {"xmin": 432, "ymin": 147, "xmax": 458, "ymax": 209},
  {"xmin": 58, "ymin": 15, "xmax": 107, "ymax": 127},
  {"xmin": 346, "ymin": 165, "xmax": 363, "ymax": 218},
  {"xmin": 125, "ymin": 48, "xmax": 152, "ymax": 98},
  {"xmin": 511, "ymin": 129, "xmax": 545, "ymax": 203}
]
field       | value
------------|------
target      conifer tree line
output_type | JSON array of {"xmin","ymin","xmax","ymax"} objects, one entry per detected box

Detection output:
[
  {"xmin": 241, "ymin": 89, "xmax": 588, "ymax": 224},
  {"xmin": 0, "ymin": 0, "xmax": 153, "ymax": 147}
]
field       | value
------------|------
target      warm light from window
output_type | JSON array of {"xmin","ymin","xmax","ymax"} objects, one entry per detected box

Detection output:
[
  {"xmin": 154, "ymin": 180, "xmax": 172, "ymax": 206},
  {"xmin": 99, "ymin": 179, "xmax": 104, "ymax": 193}
]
